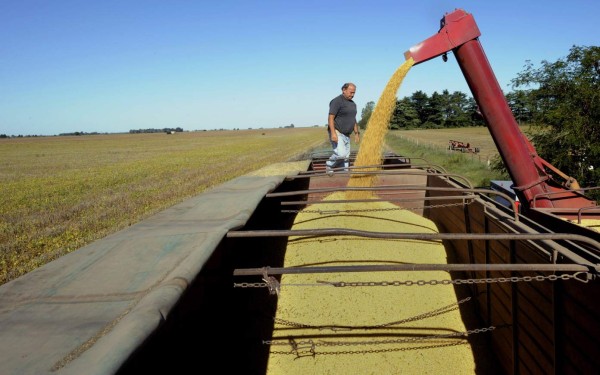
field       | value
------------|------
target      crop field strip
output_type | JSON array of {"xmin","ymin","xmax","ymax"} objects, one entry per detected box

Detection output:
[
  {"xmin": 390, "ymin": 127, "xmax": 501, "ymax": 163},
  {"xmin": 0, "ymin": 128, "xmax": 327, "ymax": 285}
]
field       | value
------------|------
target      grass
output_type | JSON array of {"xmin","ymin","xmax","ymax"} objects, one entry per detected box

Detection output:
[
  {"xmin": 384, "ymin": 129, "xmax": 508, "ymax": 187},
  {"xmin": 0, "ymin": 128, "xmax": 327, "ymax": 285}
]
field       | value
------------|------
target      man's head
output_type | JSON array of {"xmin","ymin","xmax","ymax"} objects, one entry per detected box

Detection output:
[{"xmin": 341, "ymin": 83, "xmax": 356, "ymax": 100}]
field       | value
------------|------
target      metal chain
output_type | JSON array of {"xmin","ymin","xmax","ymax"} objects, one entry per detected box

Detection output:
[
  {"xmin": 266, "ymin": 326, "xmax": 496, "ymax": 356},
  {"xmin": 233, "ymin": 272, "xmax": 588, "ymax": 290},
  {"xmin": 321, "ymin": 326, "xmax": 495, "ymax": 347},
  {"xmin": 324, "ymin": 272, "xmax": 585, "ymax": 287},
  {"xmin": 282, "ymin": 201, "xmax": 470, "ymax": 215},
  {"xmin": 273, "ymin": 296, "xmax": 471, "ymax": 331},
  {"xmin": 270, "ymin": 341, "xmax": 466, "ymax": 356}
]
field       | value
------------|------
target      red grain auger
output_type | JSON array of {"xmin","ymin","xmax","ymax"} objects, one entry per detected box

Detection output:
[{"xmin": 405, "ymin": 8, "xmax": 599, "ymax": 223}]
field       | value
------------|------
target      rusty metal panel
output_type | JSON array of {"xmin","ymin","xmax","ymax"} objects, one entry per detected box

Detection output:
[{"xmin": 426, "ymin": 173, "xmax": 600, "ymax": 374}]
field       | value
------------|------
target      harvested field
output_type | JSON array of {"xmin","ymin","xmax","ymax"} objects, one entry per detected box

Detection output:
[{"xmin": 0, "ymin": 128, "xmax": 327, "ymax": 285}]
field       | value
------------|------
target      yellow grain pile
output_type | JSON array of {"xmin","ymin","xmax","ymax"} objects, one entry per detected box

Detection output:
[
  {"xmin": 245, "ymin": 161, "xmax": 311, "ymax": 177},
  {"xmin": 265, "ymin": 192, "xmax": 480, "ymax": 374},
  {"xmin": 577, "ymin": 219, "xmax": 600, "ymax": 232},
  {"xmin": 347, "ymin": 58, "xmax": 415, "ymax": 199}
]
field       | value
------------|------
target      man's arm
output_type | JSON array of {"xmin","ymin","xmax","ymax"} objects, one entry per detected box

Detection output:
[
  {"xmin": 353, "ymin": 123, "xmax": 360, "ymax": 142},
  {"xmin": 328, "ymin": 114, "xmax": 338, "ymax": 142}
]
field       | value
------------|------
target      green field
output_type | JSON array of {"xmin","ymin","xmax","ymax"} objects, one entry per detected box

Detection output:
[
  {"xmin": 389, "ymin": 127, "xmax": 501, "ymax": 162},
  {"xmin": 385, "ymin": 128, "xmax": 509, "ymax": 187},
  {"xmin": 0, "ymin": 126, "xmax": 506, "ymax": 286},
  {"xmin": 0, "ymin": 128, "xmax": 327, "ymax": 285}
]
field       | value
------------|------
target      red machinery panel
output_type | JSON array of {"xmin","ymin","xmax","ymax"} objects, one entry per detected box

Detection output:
[{"xmin": 405, "ymin": 9, "xmax": 597, "ymax": 217}]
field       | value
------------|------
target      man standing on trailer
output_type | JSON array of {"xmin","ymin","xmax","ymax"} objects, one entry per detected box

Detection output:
[{"xmin": 326, "ymin": 82, "xmax": 360, "ymax": 173}]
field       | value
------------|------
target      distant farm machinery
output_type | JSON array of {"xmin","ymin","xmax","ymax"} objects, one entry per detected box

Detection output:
[{"xmin": 448, "ymin": 139, "xmax": 480, "ymax": 153}]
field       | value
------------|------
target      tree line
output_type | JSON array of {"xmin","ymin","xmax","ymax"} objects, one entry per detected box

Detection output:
[
  {"xmin": 359, "ymin": 89, "xmax": 485, "ymax": 130},
  {"xmin": 359, "ymin": 45, "xmax": 599, "ymax": 189}
]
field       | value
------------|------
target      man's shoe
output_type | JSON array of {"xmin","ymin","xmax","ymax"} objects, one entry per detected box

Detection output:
[{"xmin": 325, "ymin": 166, "xmax": 334, "ymax": 176}]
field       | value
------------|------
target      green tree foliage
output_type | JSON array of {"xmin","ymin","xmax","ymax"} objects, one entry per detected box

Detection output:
[
  {"xmin": 409, "ymin": 90, "xmax": 430, "ymax": 125},
  {"xmin": 412, "ymin": 90, "xmax": 482, "ymax": 128},
  {"xmin": 389, "ymin": 98, "xmax": 420, "ymax": 129},
  {"xmin": 445, "ymin": 91, "xmax": 472, "ymax": 127},
  {"xmin": 505, "ymin": 90, "xmax": 533, "ymax": 124},
  {"xmin": 511, "ymin": 45, "xmax": 600, "ymax": 188},
  {"xmin": 358, "ymin": 101, "xmax": 375, "ymax": 130},
  {"xmin": 424, "ymin": 92, "xmax": 445, "ymax": 128},
  {"xmin": 358, "ymin": 90, "xmax": 484, "ymax": 129},
  {"xmin": 359, "ymin": 89, "xmax": 482, "ymax": 130},
  {"xmin": 466, "ymin": 97, "xmax": 486, "ymax": 126}
]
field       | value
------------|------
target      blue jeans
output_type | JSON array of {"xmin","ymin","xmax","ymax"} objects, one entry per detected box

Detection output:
[{"xmin": 326, "ymin": 130, "xmax": 350, "ymax": 170}]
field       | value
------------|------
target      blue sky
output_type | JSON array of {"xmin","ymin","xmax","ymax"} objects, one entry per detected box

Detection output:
[{"xmin": 1, "ymin": 0, "xmax": 598, "ymax": 136}]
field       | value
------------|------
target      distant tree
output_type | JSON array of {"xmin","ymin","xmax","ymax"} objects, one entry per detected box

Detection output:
[
  {"xmin": 510, "ymin": 45, "xmax": 600, "ymax": 188},
  {"xmin": 444, "ymin": 91, "xmax": 472, "ymax": 127},
  {"xmin": 358, "ymin": 101, "xmax": 375, "ymax": 130},
  {"xmin": 389, "ymin": 98, "xmax": 420, "ymax": 129},
  {"xmin": 409, "ymin": 90, "xmax": 430, "ymax": 125},
  {"xmin": 460, "ymin": 97, "xmax": 485, "ymax": 126},
  {"xmin": 423, "ymin": 91, "xmax": 444, "ymax": 128},
  {"xmin": 505, "ymin": 90, "xmax": 533, "ymax": 125}
]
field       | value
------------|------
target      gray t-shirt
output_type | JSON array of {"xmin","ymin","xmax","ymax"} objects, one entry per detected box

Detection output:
[{"xmin": 329, "ymin": 94, "xmax": 357, "ymax": 135}]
